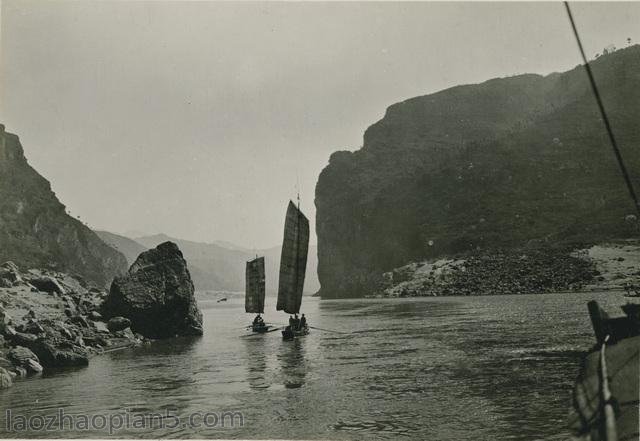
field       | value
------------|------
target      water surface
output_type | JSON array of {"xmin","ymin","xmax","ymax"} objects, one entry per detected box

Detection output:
[{"xmin": 0, "ymin": 291, "xmax": 633, "ymax": 439}]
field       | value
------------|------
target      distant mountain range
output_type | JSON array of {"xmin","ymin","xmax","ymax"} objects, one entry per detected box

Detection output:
[
  {"xmin": 94, "ymin": 231, "xmax": 148, "ymax": 266},
  {"xmin": 96, "ymin": 231, "xmax": 320, "ymax": 293}
]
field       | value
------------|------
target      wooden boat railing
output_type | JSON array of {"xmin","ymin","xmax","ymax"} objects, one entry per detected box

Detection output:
[
  {"xmin": 573, "ymin": 301, "xmax": 640, "ymax": 441},
  {"xmin": 599, "ymin": 335, "xmax": 617, "ymax": 441}
]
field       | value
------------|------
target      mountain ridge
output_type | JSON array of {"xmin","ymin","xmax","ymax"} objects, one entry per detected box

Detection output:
[
  {"xmin": 0, "ymin": 125, "xmax": 128, "ymax": 286},
  {"xmin": 315, "ymin": 45, "xmax": 640, "ymax": 298},
  {"xmin": 102, "ymin": 232, "xmax": 320, "ymax": 293}
]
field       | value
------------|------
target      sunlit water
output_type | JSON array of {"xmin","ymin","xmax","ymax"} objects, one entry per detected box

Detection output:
[{"xmin": 0, "ymin": 291, "xmax": 634, "ymax": 440}]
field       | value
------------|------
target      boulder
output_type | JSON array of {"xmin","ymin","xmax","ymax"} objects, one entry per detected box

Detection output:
[
  {"xmin": 114, "ymin": 327, "xmax": 135, "ymax": 340},
  {"xmin": 3, "ymin": 325, "xmax": 16, "ymax": 337},
  {"xmin": 91, "ymin": 321, "xmax": 110, "ymax": 334},
  {"xmin": 107, "ymin": 317, "xmax": 131, "ymax": 332},
  {"xmin": 28, "ymin": 338, "xmax": 89, "ymax": 368},
  {"xmin": 29, "ymin": 276, "xmax": 65, "ymax": 294},
  {"xmin": 0, "ymin": 262, "xmax": 22, "ymax": 286},
  {"xmin": 101, "ymin": 242, "xmax": 203, "ymax": 338},
  {"xmin": 0, "ymin": 309, "xmax": 12, "ymax": 334},
  {"xmin": 7, "ymin": 346, "xmax": 39, "ymax": 366},
  {"xmin": 0, "ymin": 367, "xmax": 12, "ymax": 389},
  {"xmin": 88, "ymin": 311, "xmax": 102, "ymax": 321},
  {"xmin": 0, "ymin": 356, "xmax": 13, "ymax": 370},
  {"xmin": 26, "ymin": 358, "xmax": 43, "ymax": 373},
  {"xmin": 11, "ymin": 332, "xmax": 37, "ymax": 346},
  {"xmin": 19, "ymin": 320, "xmax": 45, "ymax": 335},
  {"xmin": 58, "ymin": 325, "xmax": 74, "ymax": 340},
  {"xmin": 67, "ymin": 315, "xmax": 89, "ymax": 328}
]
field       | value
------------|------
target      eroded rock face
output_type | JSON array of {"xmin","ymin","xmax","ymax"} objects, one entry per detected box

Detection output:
[
  {"xmin": 101, "ymin": 242, "xmax": 203, "ymax": 338},
  {"xmin": 315, "ymin": 46, "xmax": 640, "ymax": 298}
]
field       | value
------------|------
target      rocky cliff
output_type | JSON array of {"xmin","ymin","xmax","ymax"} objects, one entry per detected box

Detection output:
[
  {"xmin": 315, "ymin": 46, "xmax": 640, "ymax": 298},
  {"xmin": 0, "ymin": 125, "xmax": 128, "ymax": 287}
]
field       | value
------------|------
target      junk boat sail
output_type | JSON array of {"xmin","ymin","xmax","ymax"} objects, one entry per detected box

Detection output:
[
  {"xmin": 277, "ymin": 200, "xmax": 310, "ymax": 340},
  {"xmin": 245, "ymin": 256, "xmax": 271, "ymax": 333}
]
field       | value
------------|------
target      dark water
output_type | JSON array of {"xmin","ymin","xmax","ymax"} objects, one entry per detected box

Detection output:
[{"xmin": 0, "ymin": 291, "xmax": 633, "ymax": 439}]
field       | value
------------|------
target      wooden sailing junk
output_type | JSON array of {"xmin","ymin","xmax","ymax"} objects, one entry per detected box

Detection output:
[
  {"xmin": 245, "ymin": 256, "xmax": 271, "ymax": 333},
  {"xmin": 242, "ymin": 199, "xmax": 310, "ymax": 338},
  {"xmin": 277, "ymin": 200, "xmax": 310, "ymax": 339}
]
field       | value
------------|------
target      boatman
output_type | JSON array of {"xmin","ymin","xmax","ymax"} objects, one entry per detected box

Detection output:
[
  {"xmin": 300, "ymin": 314, "xmax": 307, "ymax": 329},
  {"xmin": 293, "ymin": 314, "xmax": 300, "ymax": 329}
]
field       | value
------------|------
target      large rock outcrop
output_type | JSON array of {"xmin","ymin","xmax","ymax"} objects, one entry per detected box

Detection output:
[
  {"xmin": 315, "ymin": 45, "xmax": 640, "ymax": 298},
  {"xmin": 0, "ymin": 125, "xmax": 128, "ymax": 287},
  {"xmin": 101, "ymin": 242, "xmax": 203, "ymax": 338}
]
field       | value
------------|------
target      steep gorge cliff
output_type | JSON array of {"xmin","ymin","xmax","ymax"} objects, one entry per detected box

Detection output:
[
  {"xmin": 0, "ymin": 125, "xmax": 127, "ymax": 286},
  {"xmin": 315, "ymin": 46, "xmax": 640, "ymax": 298}
]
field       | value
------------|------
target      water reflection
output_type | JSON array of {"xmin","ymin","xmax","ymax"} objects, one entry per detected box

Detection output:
[
  {"xmin": 277, "ymin": 338, "xmax": 307, "ymax": 389},
  {"xmin": 242, "ymin": 335, "xmax": 270, "ymax": 390}
]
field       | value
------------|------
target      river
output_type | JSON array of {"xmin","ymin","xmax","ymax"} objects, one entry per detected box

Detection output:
[{"xmin": 0, "ymin": 291, "xmax": 633, "ymax": 439}]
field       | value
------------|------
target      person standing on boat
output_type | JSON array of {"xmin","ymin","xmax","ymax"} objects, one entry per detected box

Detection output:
[{"xmin": 300, "ymin": 314, "xmax": 307, "ymax": 329}]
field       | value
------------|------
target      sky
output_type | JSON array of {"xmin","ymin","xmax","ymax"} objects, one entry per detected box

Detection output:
[{"xmin": 1, "ymin": 1, "xmax": 639, "ymax": 249}]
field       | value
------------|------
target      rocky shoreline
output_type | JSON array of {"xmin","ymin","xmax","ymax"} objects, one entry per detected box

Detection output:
[
  {"xmin": 0, "ymin": 241, "xmax": 203, "ymax": 390},
  {"xmin": 0, "ymin": 262, "xmax": 145, "ymax": 389},
  {"xmin": 372, "ymin": 241, "xmax": 640, "ymax": 298}
]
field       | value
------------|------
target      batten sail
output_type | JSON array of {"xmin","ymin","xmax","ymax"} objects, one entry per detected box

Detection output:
[
  {"xmin": 276, "ymin": 201, "xmax": 310, "ymax": 314},
  {"xmin": 245, "ymin": 257, "xmax": 266, "ymax": 313}
]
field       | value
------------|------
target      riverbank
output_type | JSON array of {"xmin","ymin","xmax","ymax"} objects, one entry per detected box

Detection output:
[
  {"xmin": 0, "ymin": 262, "xmax": 143, "ymax": 389},
  {"xmin": 373, "ymin": 240, "xmax": 640, "ymax": 298}
]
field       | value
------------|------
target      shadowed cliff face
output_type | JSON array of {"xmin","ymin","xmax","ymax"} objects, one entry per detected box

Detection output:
[
  {"xmin": 315, "ymin": 45, "xmax": 640, "ymax": 299},
  {"xmin": 0, "ymin": 125, "xmax": 128, "ymax": 287}
]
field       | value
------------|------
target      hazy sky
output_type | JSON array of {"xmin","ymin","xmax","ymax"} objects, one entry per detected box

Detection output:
[{"xmin": 1, "ymin": 1, "xmax": 639, "ymax": 248}]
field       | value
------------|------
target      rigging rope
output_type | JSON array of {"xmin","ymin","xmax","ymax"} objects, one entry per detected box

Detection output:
[{"xmin": 564, "ymin": 2, "xmax": 640, "ymax": 218}]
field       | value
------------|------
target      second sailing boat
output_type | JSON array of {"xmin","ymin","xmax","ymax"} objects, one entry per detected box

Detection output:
[
  {"xmin": 277, "ymin": 200, "xmax": 310, "ymax": 340},
  {"xmin": 245, "ymin": 256, "xmax": 272, "ymax": 333}
]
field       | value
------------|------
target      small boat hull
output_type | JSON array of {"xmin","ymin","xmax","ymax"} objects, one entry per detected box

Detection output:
[
  {"xmin": 282, "ymin": 326, "xmax": 309, "ymax": 340},
  {"xmin": 252, "ymin": 324, "xmax": 272, "ymax": 333}
]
